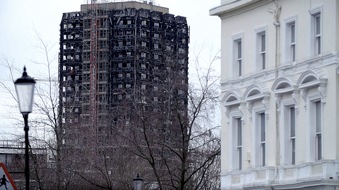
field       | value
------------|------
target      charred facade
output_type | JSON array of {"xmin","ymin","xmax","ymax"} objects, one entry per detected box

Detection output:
[{"xmin": 59, "ymin": 2, "xmax": 189, "ymax": 157}]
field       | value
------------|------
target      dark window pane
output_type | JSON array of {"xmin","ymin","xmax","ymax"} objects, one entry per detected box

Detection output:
[
  {"xmin": 291, "ymin": 45, "xmax": 295, "ymax": 62},
  {"xmin": 290, "ymin": 107, "xmax": 295, "ymax": 137},
  {"xmin": 316, "ymin": 37, "xmax": 321, "ymax": 54},
  {"xmin": 260, "ymin": 113, "xmax": 265, "ymax": 142},
  {"xmin": 317, "ymin": 134, "xmax": 322, "ymax": 160},
  {"xmin": 262, "ymin": 54, "xmax": 265, "ymax": 69},
  {"xmin": 315, "ymin": 101, "xmax": 321, "ymax": 133},
  {"xmin": 261, "ymin": 143, "xmax": 265, "ymax": 166},
  {"xmin": 238, "ymin": 60, "xmax": 242, "ymax": 76},
  {"xmin": 291, "ymin": 24, "xmax": 295, "ymax": 43},
  {"xmin": 261, "ymin": 34, "xmax": 265, "ymax": 51},
  {"xmin": 237, "ymin": 41, "xmax": 242, "ymax": 58},
  {"xmin": 237, "ymin": 119, "xmax": 242, "ymax": 146},
  {"xmin": 315, "ymin": 14, "xmax": 320, "ymax": 35},
  {"xmin": 238, "ymin": 147, "xmax": 242, "ymax": 170},
  {"xmin": 291, "ymin": 139, "xmax": 295, "ymax": 165}
]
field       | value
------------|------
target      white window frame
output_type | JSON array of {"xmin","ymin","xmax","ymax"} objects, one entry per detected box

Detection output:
[
  {"xmin": 234, "ymin": 39, "xmax": 242, "ymax": 76},
  {"xmin": 310, "ymin": 7, "xmax": 322, "ymax": 56},
  {"xmin": 232, "ymin": 33, "xmax": 243, "ymax": 77},
  {"xmin": 259, "ymin": 32, "xmax": 266, "ymax": 70},
  {"xmin": 290, "ymin": 106, "xmax": 296, "ymax": 164},
  {"xmin": 228, "ymin": 108, "xmax": 243, "ymax": 170},
  {"xmin": 281, "ymin": 100, "xmax": 296, "ymax": 165},
  {"xmin": 313, "ymin": 13, "xmax": 321, "ymax": 55},
  {"xmin": 252, "ymin": 106, "xmax": 267, "ymax": 167},
  {"xmin": 313, "ymin": 99, "xmax": 322, "ymax": 161},
  {"xmin": 256, "ymin": 29, "xmax": 266, "ymax": 70},
  {"xmin": 258, "ymin": 112, "xmax": 266, "ymax": 167},
  {"xmin": 307, "ymin": 93, "xmax": 323, "ymax": 161},
  {"xmin": 285, "ymin": 18, "xmax": 296, "ymax": 63},
  {"xmin": 234, "ymin": 117, "xmax": 243, "ymax": 170}
]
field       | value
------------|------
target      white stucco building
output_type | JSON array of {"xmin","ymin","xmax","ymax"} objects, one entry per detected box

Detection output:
[{"xmin": 210, "ymin": 0, "xmax": 339, "ymax": 189}]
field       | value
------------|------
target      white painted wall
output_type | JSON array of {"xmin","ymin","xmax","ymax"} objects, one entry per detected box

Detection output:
[{"xmin": 212, "ymin": 0, "xmax": 339, "ymax": 189}]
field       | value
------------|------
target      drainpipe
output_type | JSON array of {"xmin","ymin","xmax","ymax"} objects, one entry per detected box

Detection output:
[{"xmin": 269, "ymin": 0, "xmax": 281, "ymax": 181}]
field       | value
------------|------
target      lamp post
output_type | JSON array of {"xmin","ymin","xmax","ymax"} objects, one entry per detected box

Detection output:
[
  {"xmin": 133, "ymin": 174, "xmax": 143, "ymax": 190},
  {"xmin": 14, "ymin": 67, "xmax": 36, "ymax": 190}
]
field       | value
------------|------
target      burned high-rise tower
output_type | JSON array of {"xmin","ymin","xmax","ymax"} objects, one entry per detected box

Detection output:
[{"xmin": 58, "ymin": 1, "xmax": 189, "ymax": 186}]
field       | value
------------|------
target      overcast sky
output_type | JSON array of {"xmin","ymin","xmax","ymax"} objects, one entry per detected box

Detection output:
[{"xmin": 0, "ymin": 0, "xmax": 220, "ymax": 139}]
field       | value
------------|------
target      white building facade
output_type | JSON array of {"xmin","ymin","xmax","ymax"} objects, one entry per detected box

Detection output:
[{"xmin": 210, "ymin": 0, "xmax": 339, "ymax": 189}]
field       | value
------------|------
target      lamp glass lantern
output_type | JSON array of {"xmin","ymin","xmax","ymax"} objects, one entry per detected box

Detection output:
[
  {"xmin": 133, "ymin": 174, "xmax": 143, "ymax": 190},
  {"xmin": 14, "ymin": 67, "xmax": 36, "ymax": 114}
]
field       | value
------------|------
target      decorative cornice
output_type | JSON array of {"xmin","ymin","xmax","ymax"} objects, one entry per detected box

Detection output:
[
  {"xmin": 221, "ymin": 53, "xmax": 336, "ymax": 90},
  {"xmin": 210, "ymin": 0, "xmax": 272, "ymax": 18}
]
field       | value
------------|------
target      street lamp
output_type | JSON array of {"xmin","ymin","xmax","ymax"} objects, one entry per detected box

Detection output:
[
  {"xmin": 14, "ymin": 67, "xmax": 36, "ymax": 190},
  {"xmin": 133, "ymin": 174, "xmax": 143, "ymax": 190}
]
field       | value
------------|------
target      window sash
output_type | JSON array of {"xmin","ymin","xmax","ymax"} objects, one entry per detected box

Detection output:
[
  {"xmin": 237, "ymin": 41, "xmax": 242, "ymax": 76},
  {"xmin": 237, "ymin": 119, "xmax": 242, "ymax": 146},
  {"xmin": 315, "ymin": 101, "xmax": 321, "ymax": 133},
  {"xmin": 290, "ymin": 107, "xmax": 295, "ymax": 137},
  {"xmin": 260, "ymin": 34, "xmax": 266, "ymax": 53},
  {"xmin": 261, "ymin": 53, "xmax": 266, "ymax": 69},
  {"xmin": 316, "ymin": 133, "xmax": 322, "ymax": 160},
  {"xmin": 313, "ymin": 13, "xmax": 321, "ymax": 55},
  {"xmin": 259, "ymin": 113, "xmax": 266, "ymax": 166},
  {"xmin": 261, "ymin": 143, "xmax": 265, "ymax": 166},
  {"xmin": 315, "ymin": 101, "xmax": 322, "ymax": 160},
  {"xmin": 237, "ymin": 41, "xmax": 242, "ymax": 58},
  {"xmin": 289, "ymin": 23, "xmax": 296, "ymax": 62},
  {"xmin": 315, "ymin": 14, "xmax": 321, "ymax": 35},
  {"xmin": 290, "ymin": 24, "xmax": 295, "ymax": 43},
  {"xmin": 237, "ymin": 147, "xmax": 242, "ymax": 170},
  {"xmin": 260, "ymin": 113, "xmax": 265, "ymax": 142},
  {"xmin": 315, "ymin": 36, "xmax": 321, "ymax": 55},
  {"xmin": 291, "ymin": 44, "xmax": 296, "ymax": 62},
  {"xmin": 238, "ymin": 60, "xmax": 242, "ymax": 76},
  {"xmin": 290, "ymin": 106, "xmax": 296, "ymax": 164},
  {"xmin": 236, "ymin": 118, "xmax": 242, "ymax": 170},
  {"xmin": 291, "ymin": 138, "xmax": 296, "ymax": 164},
  {"xmin": 258, "ymin": 33, "xmax": 266, "ymax": 69}
]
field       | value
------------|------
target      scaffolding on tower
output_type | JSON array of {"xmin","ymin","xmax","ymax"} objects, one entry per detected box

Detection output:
[{"xmin": 89, "ymin": 0, "xmax": 98, "ymax": 127}]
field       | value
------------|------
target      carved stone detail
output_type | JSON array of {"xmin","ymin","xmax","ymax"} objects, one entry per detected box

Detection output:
[
  {"xmin": 246, "ymin": 102, "xmax": 253, "ymax": 120},
  {"xmin": 225, "ymin": 106, "xmax": 230, "ymax": 117},
  {"xmin": 292, "ymin": 90, "xmax": 300, "ymax": 114},
  {"xmin": 318, "ymin": 81, "xmax": 327, "ymax": 103},
  {"xmin": 275, "ymin": 94, "xmax": 281, "ymax": 113}
]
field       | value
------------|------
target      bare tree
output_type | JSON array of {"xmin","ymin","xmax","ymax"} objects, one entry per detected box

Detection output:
[
  {"xmin": 0, "ymin": 33, "xmax": 75, "ymax": 189},
  {"xmin": 1, "ymin": 33, "xmax": 221, "ymax": 189},
  {"xmin": 115, "ymin": 51, "xmax": 221, "ymax": 190},
  {"xmin": 63, "ymin": 49, "xmax": 221, "ymax": 190}
]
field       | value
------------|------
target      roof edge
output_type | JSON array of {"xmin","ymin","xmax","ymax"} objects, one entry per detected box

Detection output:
[{"xmin": 209, "ymin": 0, "xmax": 271, "ymax": 17}]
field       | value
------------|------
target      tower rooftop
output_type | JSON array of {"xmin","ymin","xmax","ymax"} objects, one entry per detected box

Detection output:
[{"xmin": 80, "ymin": 1, "xmax": 169, "ymax": 14}]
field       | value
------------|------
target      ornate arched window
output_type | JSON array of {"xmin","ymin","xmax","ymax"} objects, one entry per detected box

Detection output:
[
  {"xmin": 244, "ymin": 85, "xmax": 269, "ymax": 167},
  {"xmin": 272, "ymin": 77, "xmax": 298, "ymax": 165},
  {"xmin": 222, "ymin": 91, "xmax": 244, "ymax": 170},
  {"xmin": 297, "ymin": 70, "xmax": 327, "ymax": 161}
]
